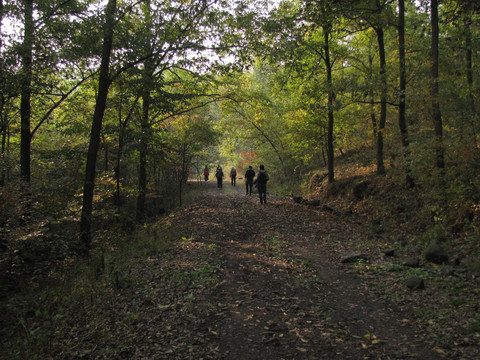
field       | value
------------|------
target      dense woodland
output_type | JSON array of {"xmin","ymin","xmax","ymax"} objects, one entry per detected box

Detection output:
[{"xmin": 0, "ymin": 0, "xmax": 480, "ymax": 357}]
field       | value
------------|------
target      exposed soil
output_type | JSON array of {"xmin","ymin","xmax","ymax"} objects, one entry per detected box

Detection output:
[
  {"xmin": 117, "ymin": 180, "xmax": 439, "ymax": 360},
  {"xmin": 7, "ymin": 180, "xmax": 478, "ymax": 359}
]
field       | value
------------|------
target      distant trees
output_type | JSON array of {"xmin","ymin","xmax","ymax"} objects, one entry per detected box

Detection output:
[
  {"xmin": 209, "ymin": 0, "xmax": 479, "ymax": 222},
  {"xmin": 1, "ymin": 0, "xmax": 267, "ymax": 254},
  {"xmin": 0, "ymin": 0, "xmax": 479, "ymax": 256}
]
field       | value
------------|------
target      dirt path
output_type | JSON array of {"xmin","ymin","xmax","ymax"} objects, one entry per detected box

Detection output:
[{"xmin": 139, "ymin": 181, "xmax": 439, "ymax": 359}]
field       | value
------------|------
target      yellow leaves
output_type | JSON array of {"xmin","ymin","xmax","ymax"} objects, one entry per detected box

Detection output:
[{"xmin": 359, "ymin": 333, "xmax": 381, "ymax": 349}]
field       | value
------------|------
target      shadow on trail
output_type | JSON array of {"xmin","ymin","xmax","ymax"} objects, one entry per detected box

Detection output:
[{"xmin": 173, "ymin": 184, "xmax": 439, "ymax": 359}]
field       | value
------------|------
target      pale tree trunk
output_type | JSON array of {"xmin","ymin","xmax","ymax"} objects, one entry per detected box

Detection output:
[{"xmin": 80, "ymin": 0, "xmax": 117, "ymax": 254}]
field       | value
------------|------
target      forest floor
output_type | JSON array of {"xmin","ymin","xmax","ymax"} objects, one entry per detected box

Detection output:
[{"xmin": 3, "ymin": 180, "xmax": 480, "ymax": 359}]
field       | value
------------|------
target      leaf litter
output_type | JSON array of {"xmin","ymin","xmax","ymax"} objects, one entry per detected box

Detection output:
[{"xmin": 4, "ymin": 181, "xmax": 480, "ymax": 359}]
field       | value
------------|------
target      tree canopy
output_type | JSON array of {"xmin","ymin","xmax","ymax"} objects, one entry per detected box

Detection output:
[{"xmin": 0, "ymin": 0, "xmax": 478, "ymax": 253}]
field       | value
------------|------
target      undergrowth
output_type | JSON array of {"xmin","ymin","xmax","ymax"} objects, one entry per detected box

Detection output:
[{"xmin": 0, "ymin": 218, "xmax": 175, "ymax": 360}]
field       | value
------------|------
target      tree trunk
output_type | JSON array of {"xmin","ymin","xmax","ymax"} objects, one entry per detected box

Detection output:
[
  {"xmin": 80, "ymin": 0, "xmax": 117, "ymax": 254},
  {"xmin": 136, "ymin": 0, "xmax": 154, "ymax": 224},
  {"xmin": 114, "ymin": 123, "xmax": 124, "ymax": 206},
  {"xmin": 324, "ymin": 26, "xmax": 335, "ymax": 183},
  {"xmin": 0, "ymin": 118, "xmax": 8, "ymax": 186},
  {"xmin": 464, "ymin": 21, "xmax": 477, "ymax": 146},
  {"xmin": 375, "ymin": 21, "xmax": 387, "ymax": 175},
  {"xmin": 368, "ymin": 54, "xmax": 377, "ymax": 139},
  {"xmin": 136, "ymin": 91, "xmax": 149, "ymax": 223},
  {"xmin": 430, "ymin": 0, "xmax": 444, "ymax": 169},
  {"xmin": 20, "ymin": 0, "xmax": 34, "ymax": 183},
  {"xmin": 178, "ymin": 143, "xmax": 187, "ymax": 207},
  {"xmin": 398, "ymin": 0, "xmax": 414, "ymax": 187}
]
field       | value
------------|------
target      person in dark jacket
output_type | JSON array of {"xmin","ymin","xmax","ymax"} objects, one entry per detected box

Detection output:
[
  {"xmin": 256, "ymin": 165, "xmax": 269, "ymax": 204},
  {"xmin": 215, "ymin": 165, "xmax": 224, "ymax": 188},
  {"xmin": 244, "ymin": 166, "xmax": 255, "ymax": 195},
  {"xmin": 230, "ymin": 167, "xmax": 237, "ymax": 186}
]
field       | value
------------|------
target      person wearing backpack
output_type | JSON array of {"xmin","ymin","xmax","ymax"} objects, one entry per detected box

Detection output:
[
  {"xmin": 256, "ymin": 164, "xmax": 269, "ymax": 204},
  {"xmin": 244, "ymin": 165, "xmax": 256, "ymax": 195},
  {"xmin": 215, "ymin": 165, "xmax": 224, "ymax": 188},
  {"xmin": 230, "ymin": 167, "xmax": 237, "ymax": 186},
  {"xmin": 203, "ymin": 166, "xmax": 209, "ymax": 181}
]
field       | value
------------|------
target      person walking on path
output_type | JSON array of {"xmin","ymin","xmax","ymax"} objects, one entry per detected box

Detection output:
[
  {"xmin": 244, "ymin": 166, "xmax": 256, "ymax": 195},
  {"xmin": 203, "ymin": 166, "xmax": 209, "ymax": 181},
  {"xmin": 230, "ymin": 167, "xmax": 237, "ymax": 186},
  {"xmin": 256, "ymin": 164, "xmax": 269, "ymax": 204},
  {"xmin": 215, "ymin": 165, "xmax": 224, "ymax": 188}
]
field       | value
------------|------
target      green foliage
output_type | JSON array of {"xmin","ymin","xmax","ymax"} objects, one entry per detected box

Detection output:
[
  {"xmin": 1, "ymin": 0, "xmax": 480, "ymax": 354},
  {"xmin": 170, "ymin": 260, "xmax": 222, "ymax": 288}
]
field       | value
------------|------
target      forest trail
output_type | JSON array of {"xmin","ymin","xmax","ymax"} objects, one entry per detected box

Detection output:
[{"xmin": 129, "ymin": 180, "xmax": 439, "ymax": 359}]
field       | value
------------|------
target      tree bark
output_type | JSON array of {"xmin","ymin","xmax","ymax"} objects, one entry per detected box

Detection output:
[
  {"xmin": 20, "ymin": 0, "xmax": 34, "ymax": 183},
  {"xmin": 464, "ymin": 21, "xmax": 477, "ymax": 145},
  {"xmin": 80, "ymin": 0, "xmax": 117, "ymax": 254},
  {"xmin": 368, "ymin": 54, "xmax": 377, "ymax": 139},
  {"xmin": 398, "ymin": 0, "xmax": 414, "ymax": 187},
  {"xmin": 430, "ymin": 0, "xmax": 444, "ymax": 169},
  {"xmin": 324, "ymin": 25, "xmax": 335, "ymax": 183},
  {"xmin": 136, "ymin": 86, "xmax": 150, "ymax": 223},
  {"xmin": 136, "ymin": 0, "xmax": 154, "ymax": 223},
  {"xmin": 375, "ymin": 22, "xmax": 387, "ymax": 175}
]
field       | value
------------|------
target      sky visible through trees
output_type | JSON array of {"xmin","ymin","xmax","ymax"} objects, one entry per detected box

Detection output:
[{"xmin": 0, "ymin": 0, "xmax": 478, "ymax": 248}]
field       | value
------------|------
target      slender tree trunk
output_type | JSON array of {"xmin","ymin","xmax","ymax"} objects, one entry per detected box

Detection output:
[
  {"xmin": 0, "ymin": 119, "xmax": 7, "ymax": 186},
  {"xmin": 464, "ymin": 22, "xmax": 477, "ymax": 146},
  {"xmin": 375, "ymin": 22, "xmax": 387, "ymax": 175},
  {"xmin": 430, "ymin": 0, "xmax": 444, "ymax": 169},
  {"xmin": 136, "ymin": 0, "xmax": 154, "ymax": 223},
  {"xmin": 115, "ymin": 122, "xmax": 124, "ymax": 206},
  {"xmin": 20, "ymin": 0, "xmax": 34, "ymax": 183},
  {"xmin": 80, "ymin": 0, "xmax": 117, "ymax": 254},
  {"xmin": 178, "ymin": 144, "xmax": 187, "ymax": 207},
  {"xmin": 398, "ymin": 0, "xmax": 414, "ymax": 187},
  {"xmin": 100, "ymin": 133, "xmax": 109, "ymax": 172},
  {"xmin": 465, "ymin": 26, "xmax": 473, "ymax": 111},
  {"xmin": 368, "ymin": 54, "xmax": 377, "ymax": 139},
  {"xmin": 136, "ymin": 91, "xmax": 149, "ymax": 223},
  {"xmin": 0, "ymin": 0, "xmax": 4, "ymax": 186},
  {"xmin": 324, "ymin": 26, "xmax": 335, "ymax": 183},
  {"xmin": 0, "ymin": 0, "xmax": 3, "ymax": 43}
]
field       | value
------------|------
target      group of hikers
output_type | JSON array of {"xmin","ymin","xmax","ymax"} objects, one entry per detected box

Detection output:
[{"xmin": 203, "ymin": 164, "xmax": 270, "ymax": 204}]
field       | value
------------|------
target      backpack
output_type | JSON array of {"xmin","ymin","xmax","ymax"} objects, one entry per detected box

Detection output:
[{"xmin": 257, "ymin": 171, "xmax": 267, "ymax": 185}]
